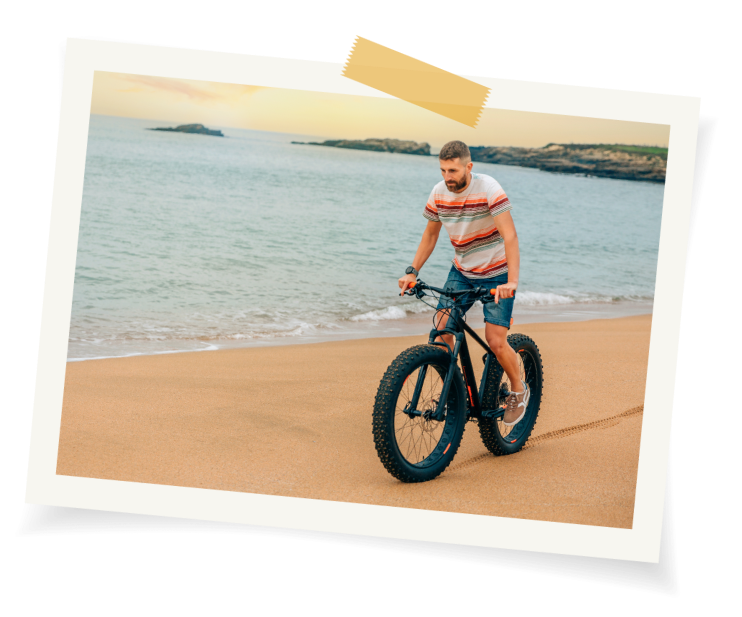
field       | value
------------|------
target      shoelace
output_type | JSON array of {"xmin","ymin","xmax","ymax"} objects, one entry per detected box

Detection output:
[{"xmin": 504, "ymin": 383, "xmax": 526, "ymax": 414}]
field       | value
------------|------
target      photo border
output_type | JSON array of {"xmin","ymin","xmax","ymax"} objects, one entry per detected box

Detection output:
[
  {"xmin": 26, "ymin": 38, "xmax": 699, "ymax": 562},
  {"xmin": 16, "ymin": 452, "xmax": 679, "ymax": 596}
]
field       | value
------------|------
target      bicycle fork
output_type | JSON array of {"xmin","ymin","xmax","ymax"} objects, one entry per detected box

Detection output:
[
  {"xmin": 405, "ymin": 332, "xmax": 464, "ymax": 422},
  {"xmin": 405, "ymin": 332, "xmax": 507, "ymax": 422}
]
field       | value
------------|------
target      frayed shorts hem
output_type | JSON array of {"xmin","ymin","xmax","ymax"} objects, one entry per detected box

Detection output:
[{"xmin": 483, "ymin": 317, "xmax": 511, "ymax": 329}]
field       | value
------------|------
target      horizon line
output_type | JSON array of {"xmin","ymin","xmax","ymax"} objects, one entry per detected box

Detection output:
[{"xmin": 90, "ymin": 113, "xmax": 669, "ymax": 150}]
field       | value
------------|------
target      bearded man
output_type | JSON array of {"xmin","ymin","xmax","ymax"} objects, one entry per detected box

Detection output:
[{"xmin": 398, "ymin": 140, "xmax": 529, "ymax": 425}]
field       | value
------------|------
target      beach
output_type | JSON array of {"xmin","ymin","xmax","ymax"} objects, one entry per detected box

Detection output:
[{"xmin": 57, "ymin": 313, "xmax": 650, "ymax": 529}]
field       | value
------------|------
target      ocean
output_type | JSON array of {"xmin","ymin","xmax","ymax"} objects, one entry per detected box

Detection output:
[{"xmin": 68, "ymin": 115, "xmax": 663, "ymax": 361}]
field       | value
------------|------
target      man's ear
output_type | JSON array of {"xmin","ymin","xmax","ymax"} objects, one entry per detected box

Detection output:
[{"xmin": 466, "ymin": 161, "xmax": 473, "ymax": 172}]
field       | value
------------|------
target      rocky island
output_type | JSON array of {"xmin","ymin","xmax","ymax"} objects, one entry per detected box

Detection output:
[
  {"xmin": 469, "ymin": 143, "xmax": 667, "ymax": 183},
  {"xmin": 291, "ymin": 137, "xmax": 430, "ymax": 156},
  {"xmin": 148, "ymin": 123, "xmax": 224, "ymax": 137}
]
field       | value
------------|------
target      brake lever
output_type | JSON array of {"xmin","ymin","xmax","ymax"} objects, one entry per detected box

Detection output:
[{"xmin": 402, "ymin": 280, "xmax": 427, "ymax": 298}]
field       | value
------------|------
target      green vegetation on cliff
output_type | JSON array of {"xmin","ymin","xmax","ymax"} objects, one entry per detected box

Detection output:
[
  {"xmin": 544, "ymin": 143, "xmax": 668, "ymax": 160},
  {"xmin": 469, "ymin": 143, "xmax": 667, "ymax": 183}
]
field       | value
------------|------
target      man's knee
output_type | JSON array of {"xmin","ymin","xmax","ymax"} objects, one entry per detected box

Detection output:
[{"xmin": 486, "ymin": 327, "xmax": 509, "ymax": 355}]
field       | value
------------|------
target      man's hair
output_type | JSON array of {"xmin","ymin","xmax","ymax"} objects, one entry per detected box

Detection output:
[{"xmin": 438, "ymin": 140, "xmax": 471, "ymax": 162}]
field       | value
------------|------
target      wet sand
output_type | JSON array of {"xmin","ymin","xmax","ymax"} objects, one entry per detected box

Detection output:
[{"xmin": 57, "ymin": 314, "xmax": 651, "ymax": 529}]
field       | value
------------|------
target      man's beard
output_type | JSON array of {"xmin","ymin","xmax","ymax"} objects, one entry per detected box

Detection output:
[{"xmin": 446, "ymin": 174, "xmax": 468, "ymax": 192}]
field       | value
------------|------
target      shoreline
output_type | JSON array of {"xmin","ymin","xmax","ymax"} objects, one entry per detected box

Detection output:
[{"xmin": 67, "ymin": 302, "xmax": 653, "ymax": 362}]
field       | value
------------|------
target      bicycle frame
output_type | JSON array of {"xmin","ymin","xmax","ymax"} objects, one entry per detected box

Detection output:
[{"xmin": 406, "ymin": 300, "xmax": 507, "ymax": 422}]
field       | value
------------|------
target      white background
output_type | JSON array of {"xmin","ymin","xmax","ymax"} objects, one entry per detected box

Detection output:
[{"xmin": 25, "ymin": 38, "xmax": 691, "ymax": 565}]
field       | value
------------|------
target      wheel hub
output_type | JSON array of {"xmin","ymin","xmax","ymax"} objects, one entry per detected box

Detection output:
[{"xmin": 422, "ymin": 399, "xmax": 446, "ymax": 422}]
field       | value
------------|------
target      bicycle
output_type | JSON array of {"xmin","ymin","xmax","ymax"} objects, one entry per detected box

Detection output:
[{"xmin": 372, "ymin": 279, "xmax": 544, "ymax": 483}]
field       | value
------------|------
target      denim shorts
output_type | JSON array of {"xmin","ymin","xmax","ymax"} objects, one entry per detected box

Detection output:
[{"xmin": 435, "ymin": 265, "xmax": 514, "ymax": 329}]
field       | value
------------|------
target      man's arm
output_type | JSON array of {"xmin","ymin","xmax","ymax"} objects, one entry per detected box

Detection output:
[
  {"xmin": 491, "ymin": 211, "xmax": 519, "ymax": 303},
  {"xmin": 398, "ymin": 220, "xmax": 442, "ymax": 292}
]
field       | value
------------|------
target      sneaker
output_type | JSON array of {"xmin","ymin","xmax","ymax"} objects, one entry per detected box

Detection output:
[{"xmin": 501, "ymin": 381, "xmax": 530, "ymax": 426}]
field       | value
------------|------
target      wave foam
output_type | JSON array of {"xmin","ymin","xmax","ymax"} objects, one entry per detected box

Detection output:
[
  {"xmin": 403, "ymin": 302, "xmax": 435, "ymax": 315},
  {"xmin": 351, "ymin": 306, "xmax": 407, "ymax": 322},
  {"xmin": 516, "ymin": 291, "xmax": 575, "ymax": 305}
]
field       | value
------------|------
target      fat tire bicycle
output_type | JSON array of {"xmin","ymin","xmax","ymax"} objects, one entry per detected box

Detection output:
[{"xmin": 372, "ymin": 279, "xmax": 544, "ymax": 483}]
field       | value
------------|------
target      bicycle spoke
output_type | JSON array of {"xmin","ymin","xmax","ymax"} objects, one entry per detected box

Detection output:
[
  {"xmin": 411, "ymin": 424, "xmax": 425, "ymax": 462},
  {"xmin": 406, "ymin": 423, "xmax": 421, "ymax": 460},
  {"xmin": 394, "ymin": 361, "xmax": 451, "ymax": 465},
  {"xmin": 525, "ymin": 357, "xmax": 534, "ymax": 387},
  {"xmin": 397, "ymin": 424, "xmax": 412, "ymax": 452}
]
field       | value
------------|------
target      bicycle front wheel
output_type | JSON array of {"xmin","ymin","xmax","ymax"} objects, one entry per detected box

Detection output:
[
  {"xmin": 373, "ymin": 344, "xmax": 467, "ymax": 483},
  {"xmin": 479, "ymin": 333, "xmax": 544, "ymax": 456}
]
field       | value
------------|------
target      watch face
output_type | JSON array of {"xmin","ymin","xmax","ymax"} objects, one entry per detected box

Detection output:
[{"xmin": 406, "ymin": 266, "xmax": 415, "ymax": 275}]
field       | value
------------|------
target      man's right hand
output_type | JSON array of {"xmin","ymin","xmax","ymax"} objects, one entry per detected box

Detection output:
[{"xmin": 398, "ymin": 273, "xmax": 417, "ymax": 295}]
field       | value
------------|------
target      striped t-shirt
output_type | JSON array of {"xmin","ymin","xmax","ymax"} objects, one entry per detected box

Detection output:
[{"xmin": 423, "ymin": 173, "xmax": 512, "ymax": 279}]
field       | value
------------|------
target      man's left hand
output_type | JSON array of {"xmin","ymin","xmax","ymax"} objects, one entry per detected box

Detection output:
[{"xmin": 493, "ymin": 281, "xmax": 518, "ymax": 304}]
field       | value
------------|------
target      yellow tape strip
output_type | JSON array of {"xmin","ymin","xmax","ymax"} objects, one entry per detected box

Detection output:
[{"xmin": 342, "ymin": 37, "xmax": 490, "ymax": 128}]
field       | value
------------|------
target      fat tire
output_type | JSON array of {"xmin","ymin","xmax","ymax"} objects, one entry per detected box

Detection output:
[
  {"xmin": 373, "ymin": 344, "xmax": 467, "ymax": 483},
  {"xmin": 478, "ymin": 333, "xmax": 544, "ymax": 456}
]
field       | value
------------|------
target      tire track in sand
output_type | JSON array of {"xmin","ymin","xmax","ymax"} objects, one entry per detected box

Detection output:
[{"xmin": 450, "ymin": 405, "xmax": 644, "ymax": 472}]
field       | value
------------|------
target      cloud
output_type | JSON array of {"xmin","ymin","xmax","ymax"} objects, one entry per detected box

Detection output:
[{"xmin": 115, "ymin": 74, "xmax": 263, "ymax": 106}]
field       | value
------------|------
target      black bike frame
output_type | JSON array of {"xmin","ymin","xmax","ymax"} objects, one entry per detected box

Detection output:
[{"xmin": 406, "ymin": 299, "xmax": 506, "ymax": 422}]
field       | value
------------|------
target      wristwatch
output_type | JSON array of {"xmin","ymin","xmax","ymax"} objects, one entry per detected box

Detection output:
[{"xmin": 405, "ymin": 266, "xmax": 419, "ymax": 277}]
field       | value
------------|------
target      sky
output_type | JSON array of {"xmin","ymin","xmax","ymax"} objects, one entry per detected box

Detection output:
[{"xmin": 90, "ymin": 71, "xmax": 670, "ymax": 149}]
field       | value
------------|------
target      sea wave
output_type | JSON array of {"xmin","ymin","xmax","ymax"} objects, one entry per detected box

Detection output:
[
  {"xmin": 515, "ymin": 290, "xmax": 653, "ymax": 306},
  {"xmin": 515, "ymin": 291, "xmax": 577, "ymax": 305},
  {"xmin": 350, "ymin": 306, "xmax": 407, "ymax": 322},
  {"xmin": 68, "ymin": 291, "xmax": 653, "ymax": 361}
]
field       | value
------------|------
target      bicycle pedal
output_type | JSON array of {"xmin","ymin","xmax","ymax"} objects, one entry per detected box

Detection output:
[{"xmin": 481, "ymin": 408, "xmax": 504, "ymax": 420}]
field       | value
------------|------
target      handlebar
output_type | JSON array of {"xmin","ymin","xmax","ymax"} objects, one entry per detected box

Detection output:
[{"xmin": 402, "ymin": 279, "xmax": 509, "ymax": 303}]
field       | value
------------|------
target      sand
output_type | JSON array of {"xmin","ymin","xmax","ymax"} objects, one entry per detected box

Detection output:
[{"xmin": 57, "ymin": 314, "xmax": 651, "ymax": 529}]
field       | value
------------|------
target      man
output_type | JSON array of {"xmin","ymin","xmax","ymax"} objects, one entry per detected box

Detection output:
[{"xmin": 398, "ymin": 140, "xmax": 529, "ymax": 426}]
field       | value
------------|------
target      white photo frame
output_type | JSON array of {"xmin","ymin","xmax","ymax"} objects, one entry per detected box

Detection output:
[{"xmin": 26, "ymin": 38, "xmax": 699, "ymax": 562}]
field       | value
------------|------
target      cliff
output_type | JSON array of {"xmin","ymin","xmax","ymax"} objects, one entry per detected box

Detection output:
[
  {"xmin": 148, "ymin": 123, "xmax": 224, "ymax": 137},
  {"xmin": 469, "ymin": 143, "xmax": 667, "ymax": 183},
  {"xmin": 292, "ymin": 137, "xmax": 430, "ymax": 156},
  {"xmin": 292, "ymin": 138, "xmax": 665, "ymax": 182}
]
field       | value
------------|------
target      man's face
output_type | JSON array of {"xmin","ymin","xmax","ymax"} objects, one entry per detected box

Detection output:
[{"xmin": 440, "ymin": 158, "xmax": 473, "ymax": 192}]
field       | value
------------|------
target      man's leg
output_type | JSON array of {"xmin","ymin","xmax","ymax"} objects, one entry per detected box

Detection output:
[
  {"xmin": 433, "ymin": 267, "xmax": 471, "ymax": 350},
  {"xmin": 434, "ymin": 311, "xmax": 454, "ymax": 350},
  {"xmin": 485, "ymin": 323, "xmax": 525, "ymax": 422}
]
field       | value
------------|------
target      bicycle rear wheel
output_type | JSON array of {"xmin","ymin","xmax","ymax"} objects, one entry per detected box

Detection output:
[
  {"xmin": 479, "ymin": 333, "xmax": 544, "ymax": 456},
  {"xmin": 373, "ymin": 344, "xmax": 467, "ymax": 483}
]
